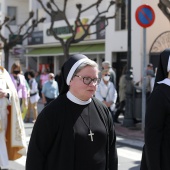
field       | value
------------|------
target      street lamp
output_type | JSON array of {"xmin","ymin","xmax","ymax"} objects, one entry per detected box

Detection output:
[{"xmin": 122, "ymin": 0, "xmax": 135, "ymax": 127}]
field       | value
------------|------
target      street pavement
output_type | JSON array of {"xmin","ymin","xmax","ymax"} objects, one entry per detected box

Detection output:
[{"xmin": 115, "ymin": 122, "xmax": 144, "ymax": 149}]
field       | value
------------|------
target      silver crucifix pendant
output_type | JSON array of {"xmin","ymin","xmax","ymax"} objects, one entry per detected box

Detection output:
[{"xmin": 88, "ymin": 129, "xmax": 94, "ymax": 142}]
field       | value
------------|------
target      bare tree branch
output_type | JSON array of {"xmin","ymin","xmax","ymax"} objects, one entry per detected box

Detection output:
[
  {"xmin": 37, "ymin": 0, "xmax": 121, "ymax": 58},
  {"xmin": 63, "ymin": 0, "xmax": 68, "ymax": 13},
  {"xmin": 161, "ymin": 0, "xmax": 170, "ymax": 8},
  {"xmin": 17, "ymin": 11, "xmax": 34, "ymax": 35},
  {"xmin": 72, "ymin": 1, "xmax": 119, "ymax": 43},
  {"xmin": 37, "ymin": 0, "xmax": 51, "ymax": 16},
  {"xmin": 0, "ymin": 9, "xmax": 46, "ymax": 68},
  {"xmin": 81, "ymin": 0, "xmax": 103, "ymax": 13},
  {"xmin": 5, "ymin": 25, "xmax": 13, "ymax": 35},
  {"xmin": 49, "ymin": 20, "xmax": 64, "ymax": 43},
  {"xmin": 158, "ymin": 0, "xmax": 170, "ymax": 21},
  {"xmin": 22, "ymin": 17, "xmax": 46, "ymax": 40},
  {"xmin": 50, "ymin": 0, "xmax": 60, "ymax": 11}
]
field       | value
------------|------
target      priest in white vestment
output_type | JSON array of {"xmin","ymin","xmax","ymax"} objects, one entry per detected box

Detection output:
[{"xmin": 0, "ymin": 66, "xmax": 27, "ymax": 169}]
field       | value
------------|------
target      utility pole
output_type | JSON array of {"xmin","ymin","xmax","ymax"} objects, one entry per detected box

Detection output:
[{"xmin": 123, "ymin": 0, "xmax": 134, "ymax": 127}]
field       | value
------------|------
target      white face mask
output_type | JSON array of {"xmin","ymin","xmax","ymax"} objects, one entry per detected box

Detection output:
[
  {"xmin": 50, "ymin": 79, "xmax": 54, "ymax": 83},
  {"xmin": 103, "ymin": 76, "xmax": 110, "ymax": 82}
]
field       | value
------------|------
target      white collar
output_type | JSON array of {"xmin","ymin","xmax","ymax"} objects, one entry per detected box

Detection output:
[
  {"xmin": 67, "ymin": 91, "xmax": 91, "ymax": 105},
  {"xmin": 157, "ymin": 78, "xmax": 170, "ymax": 86}
]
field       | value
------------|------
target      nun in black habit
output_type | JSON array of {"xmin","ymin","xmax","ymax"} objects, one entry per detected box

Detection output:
[
  {"xmin": 26, "ymin": 54, "xmax": 118, "ymax": 170},
  {"xmin": 140, "ymin": 48, "xmax": 170, "ymax": 170}
]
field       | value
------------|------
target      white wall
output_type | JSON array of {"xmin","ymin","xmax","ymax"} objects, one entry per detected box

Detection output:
[
  {"xmin": 105, "ymin": 2, "xmax": 127, "ymax": 63},
  {"xmin": 131, "ymin": 0, "xmax": 142, "ymax": 82}
]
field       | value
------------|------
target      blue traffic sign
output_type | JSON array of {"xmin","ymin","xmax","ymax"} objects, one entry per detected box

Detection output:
[{"xmin": 135, "ymin": 5, "xmax": 155, "ymax": 28}]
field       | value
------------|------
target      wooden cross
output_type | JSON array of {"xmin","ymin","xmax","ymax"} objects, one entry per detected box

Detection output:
[{"xmin": 88, "ymin": 130, "xmax": 94, "ymax": 142}]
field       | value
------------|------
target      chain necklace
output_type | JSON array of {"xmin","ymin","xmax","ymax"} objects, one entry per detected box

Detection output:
[{"xmin": 80, "ymin": 106, "xmax": 94, "ymax": 142}]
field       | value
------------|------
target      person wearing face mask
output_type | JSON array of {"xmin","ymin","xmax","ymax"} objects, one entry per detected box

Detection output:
[
  {"xmin": 0, "ymin": 66, "xmax": 27, "ymax": 170},
  {"xmin": 102, "ymin": 61, "xmax": 116, "ymax": 88},
  {"xmin": 25, "ymin": 70, "xmax": 40, "ymax": 123},
  {"xmin": 41, "ymin": 73, "xmax": 59, "ymax": 106},
  {"xmin": 10, "ymin": 62, "xmax": 28, "ymax": 110},
  {"xmin": 95, "ymin": 69, "xmax": 117, "ymax": 121}
]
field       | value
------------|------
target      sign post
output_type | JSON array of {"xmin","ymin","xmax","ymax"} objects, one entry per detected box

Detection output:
[{"xmin": 135, "ymin": 4, "xmax": 155, "ymax": 131}]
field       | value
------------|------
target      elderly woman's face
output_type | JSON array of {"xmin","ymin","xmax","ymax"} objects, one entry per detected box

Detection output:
[
  {"xmin": 69, "ymin": 66, "xmax": 99, "ymax": 101},
  {"xmin": 102, "ymin": 71, "xmax": 110, "ymax": 82}
]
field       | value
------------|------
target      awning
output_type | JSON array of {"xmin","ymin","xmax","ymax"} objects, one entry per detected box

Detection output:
[{"xmin": 25, "ymin": 43, "xmax": 105, "ymax": 56}]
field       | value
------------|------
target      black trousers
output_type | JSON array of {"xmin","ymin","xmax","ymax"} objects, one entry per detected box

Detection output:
[{"xmin": 114, "ymin": 100, "xmax": 125, "ymax": 121}]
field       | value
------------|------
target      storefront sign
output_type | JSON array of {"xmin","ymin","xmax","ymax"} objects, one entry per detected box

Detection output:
[
  {"xmin": 9, "ymin": 34, "xmax": 23, "ymax": 45},
  {"xmin": 28, "ymin": 31, "xmax": 43, "ymax": 45},
  {"xmin": 46, "ymin": 26, "xmax": 72, "ymax": 36},
  {"xmin": 46, "ymin": 18, "xmax": 90, "ymax": 40}
]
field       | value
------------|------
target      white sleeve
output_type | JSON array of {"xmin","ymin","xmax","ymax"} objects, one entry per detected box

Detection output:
[{"xmin": 30, "ymin": 80, "xmax": 38, "ymax": 93}]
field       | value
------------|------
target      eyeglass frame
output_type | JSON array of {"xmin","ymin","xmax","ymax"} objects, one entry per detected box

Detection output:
[{"xmin": 74, "ymin": 75, "xmax": 101, "ymax": 85}]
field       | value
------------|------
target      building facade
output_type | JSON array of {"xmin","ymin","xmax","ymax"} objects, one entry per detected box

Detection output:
[
  {"xmin": 0, "ymin": 0, "xmax": 29, "ymax": 71},
  {"xmin": 1, "ymin": 0, "xmax": 170, "ymax": 86}
]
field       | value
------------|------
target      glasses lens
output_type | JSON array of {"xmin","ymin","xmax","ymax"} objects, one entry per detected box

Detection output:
[
  {"xmin": 83, "ymin": 77, "xmax": 100, "ymax": 85},
  {"xmin": 83, "ymin": 77, "xmax": 92, "ymax": 85}
]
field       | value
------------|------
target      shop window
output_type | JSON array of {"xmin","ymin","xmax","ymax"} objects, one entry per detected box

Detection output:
[{"xmin": 7, "ymin": 6, "xmax": 17, "ymax": 25}]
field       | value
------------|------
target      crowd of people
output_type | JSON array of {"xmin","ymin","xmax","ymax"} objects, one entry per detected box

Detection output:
[
  {"xmin": 0, "ymin": 62, "xmax": 60, "ymax": 169},
  {"xmin": 0, "ymin": 52, "xmax": 165, "ymax": 170}
]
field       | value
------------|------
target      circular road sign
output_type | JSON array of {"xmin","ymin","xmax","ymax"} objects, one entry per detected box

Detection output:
[{"xmin": 135, "ymin": 4, "xmax": 155, "ymax": 28}]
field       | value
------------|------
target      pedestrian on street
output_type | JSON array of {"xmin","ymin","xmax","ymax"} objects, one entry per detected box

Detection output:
[
  {"xmin": 0, "ymin": 66, "xmax": 27, "ymax": 170},
  {"xmin": 10, "ymin": 62, "xmax": 28, "ymax": 110},
  {"xmin": 41, "ymin": 73, "xmax": 59, "ymax": 106},
  {"xmin": 102, "ymin": 61, "xmax": 116, "ymax": 87},
  {"xmin": 26, "ymin": 54, "xmax": 118, "ymax": 170},
  {"xmin": 141, "ymin": 49, "xmax": 170, "ymax": 170},
  {"xmin": 95, "ymin": 69, "xmax": 117, "ymax": 121},
  {"xmin": 40, "ymin": 68, "xmax": 49, "ymax": 88},
  {"xmin": 25, "ymin": 70, "xmax": 40, "ymax": 123},
  {"xmin": 114, "ymin": 65, "xmax": 127, "ymax": 124}
]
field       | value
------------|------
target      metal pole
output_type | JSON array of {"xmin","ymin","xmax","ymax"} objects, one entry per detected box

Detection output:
[
  {"xmin": 127, "ymin": 0, "xmax": 131, "ymax": 70},
  {"xmin": 142, "ymin": 28, "xmax": 147, "ymax": 131},
  {"xmin": 123, "ymin": 0, "xmax": 134, "ymax": 127}
]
